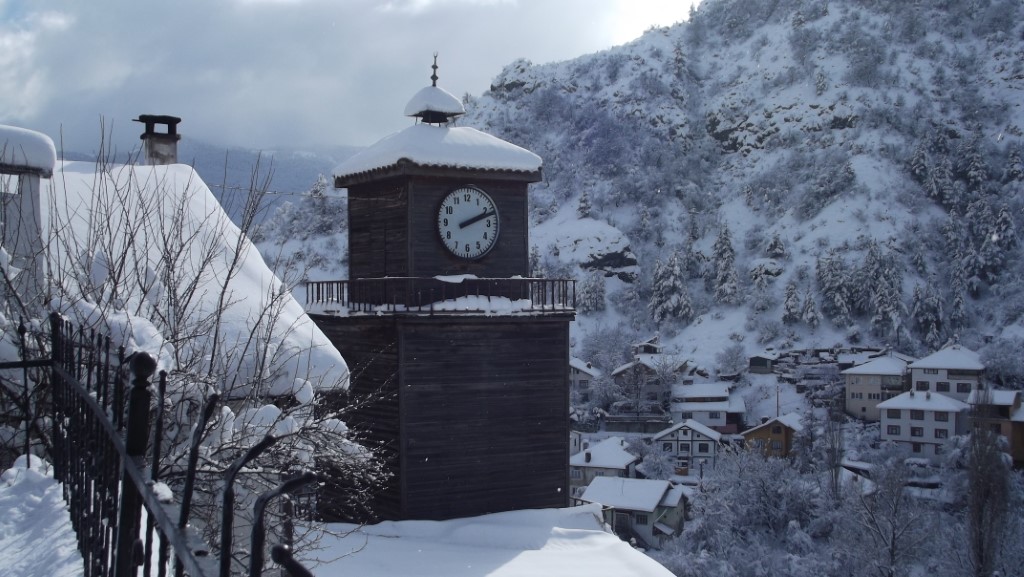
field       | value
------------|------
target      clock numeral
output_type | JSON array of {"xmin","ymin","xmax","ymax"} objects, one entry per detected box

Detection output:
[
  {"xmin": 446, "ymin": 231, "xmax": 451, "ymax": 240},
  {"xmin": 484, "ymin": 232, "xmax": 488, "ymax": 240},
  {"xmin": 476, "ymin": 241, "xmax": 481, "ymax": 250},
  {"xmin": 443, "ymin": 218, "xmax": 448, "ymax": 227},
  {"xmin": 446, "ymin": 206, "xmax": 454, "ymax": 215},
  {"xmin": 486, "ymin": 219, "xmax": 491, "ymax": 228},
  {"xmin": 464, "ymin": 192, "xmax": 471, "ymax": 202}
]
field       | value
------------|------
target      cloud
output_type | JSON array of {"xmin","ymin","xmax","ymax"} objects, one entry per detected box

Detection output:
[{"xmin": 0, "ymin": 0, "xmax": 693, "ymax": 154}]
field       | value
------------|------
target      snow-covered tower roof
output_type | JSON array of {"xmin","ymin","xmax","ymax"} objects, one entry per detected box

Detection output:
[
  {"xmin": 333, "ymin": 57, "xmax": 541, "ymax": 188},
  {"xmin": 0, "ymin": 124, "xmax": 56, "ymax": 177}
]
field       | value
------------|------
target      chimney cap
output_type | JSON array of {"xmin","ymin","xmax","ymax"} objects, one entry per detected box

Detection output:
[{"xmin": 134, "ymin": 115, "xmax": 182, "ymax": 138}]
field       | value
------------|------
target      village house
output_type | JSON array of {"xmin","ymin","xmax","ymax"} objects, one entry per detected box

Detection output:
[
  {"xmin": 748, "ymin": 349, "xmax": 779, "ymax": 374},
  {"xmin": 669, "ymin": 381, "xmax": 745, "ymax": 433},
  {"xmin": 650, "ymin": 419, "xmax": 722, "ymax": 476},
  {"xmin": 570, "ymin": 356, "xmax": 602, "ymax": 405},
  {"xmin": 907, "ymin": 344, "xmax": 984, "ymax": 403},
  {"xmin": 611, "ymin": 335, "xmax": 690, "ymax": 405},
  {"xmin": 569, "ymin": 436, "xmax": 638, "ymax": 498},
  {"xmin": 877, "ymin": 390, "xmax": 969, "ymax": 457},
  {"xmin": 577, "ymin": 477, "xmax": 689, "ymax": 550},
  {"xmin": 967, "ymin": 388, "xmax": 1024, "ymax": 466},
  {"xmin": 741, "ymin": 412, "xmax": 804, "ymax": 458},
  {"xmin": 842, "ymin": 355, "xmax": 911, "ymax": 421}
]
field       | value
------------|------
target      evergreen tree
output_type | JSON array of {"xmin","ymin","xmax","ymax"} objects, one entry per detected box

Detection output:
[
  {"xmin": 802, "ymin": 292, "xmax": 820, "ymax": 329},
  {"xmin": 783, "ymin": 282, "xmax": 802, "ymax": 324},
  {"xmin": 577, "ymin": 270, "xmax": 606, "ymax": 313},
  {"xmin": 816, "ymin": 251, "xmax": 851, "ymax": 327},
  {"xmin": 1003, "ymin": 145, "xmax": 1023, "ymax": 183},
  {"xmin": 957, "ymin": 134, "xmax": 989, "ymax": 194},
  {"xmin": 911, "ymin": 283, "xmax": 944, "ymax": 345},
  {"xmin": 712, "ymin": 225, "xmax": 740, "ymax": 304},
  {"xmin": 908, "ymin": 140, "xmax": 929, "ymax": 185},
  {"xmin": 927, "ymin": 157, "xmax": 955, "ymax": 207},
  {"xmin": 577, "ymin": 189, "xmax": 592, "ymax": 219},
  {"xmin": 650, "ymin": 250, "xmax": 693, "ymax": 323},
  {"xmin": 765, "ymin": 233, "xmax": 786, "ymax": 259}
]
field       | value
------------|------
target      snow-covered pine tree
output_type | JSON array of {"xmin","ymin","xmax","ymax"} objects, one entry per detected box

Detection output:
[
  {"xmin": 908, "ymin": 140, "xmax": 929, "ymax": 185},
  {"xmin": 765, "ymin": 233, "xmax": 786, "ymax": 259},
  {"xmin": 783, "ymin": 281, "xmax": 802, "ymax": 324},
  {"xmin": 577, "ymin": 188, "xmax": 592, "ymax": 219},
  {"xmin": 577, "ymin": 270, "xmax": 606, "ymax": 313},
  {"xmin": 1003, "ymin": 145, "xmax": 1023, "ymax": 183},
  {"xmin": 650, "ymin": 249, "xmax": 693, "ymax": 324},
  {"xmin": 712, "ymin": 225, "xmax": 740, "ymax": 304},
  {"xmin": 816, "ymin": 250, "xmax": 851, "ymax": 327},
  {"xmin": 802, "ymin": 292, "xmax": 820, "ymax": 330}
]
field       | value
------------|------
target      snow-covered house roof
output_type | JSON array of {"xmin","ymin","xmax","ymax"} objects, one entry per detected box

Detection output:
[
  {"xmin": 671, "ymin": 382, "xmax": 732, "ymax": 400},
  {"xmin": 671, "ymin": 396, "xmax": 746, "ymax": 415},
  {"xmin": 751, "ymin": 349, "xmax": 780, "ymax": 360},
  {"xmin": 611, "ymin": 353, "xmax": 688, "ymax": 377},
  {"xmin": 966, "ymin": 389, "xmax": 1020, "ymax": 406},
  {"xmin": 0, "ymin": 124, "xmax": 56, "ymax": 176},
  {"xmin": 580, "ymin": 477, "xmax": 671, "ymax": 513},
  {"xmin": 652, "ymin": 419, "xmax": 723, "ymax": 442},
  {"xmin": 47, "ymin": 161, "xmax": 348, "ymax": 394},
  {"xmin": 333, "ymin": 123, "xmax": 542, "ymax": 184},
  {"xmin": 908, "ymin": 345, "xmax": 983, "ymax": 371},
  {"xmin": 315, "ymin": 504, "xmax": 675, "ymax": 577},
  {"xmin": 570, "ymin": 356, "xmax": 602, "ymax": 378},
  {"xmin": 877, "ymin": 391, "xmax": 970, "ymax": 412},
  {"xmin": 742, "ymin": 412, "xmax": 805, "ymax": 436},
  {"xmin": 842, "ymin": 355, "xmax": 908, "ymax": 376},
  {"xmin": 403, "ymin": 84, "xmax": 466, "ymax": 120},
  {"xmin": 569, "ymin": 436, "xmax": 637, "ymax": 470}
]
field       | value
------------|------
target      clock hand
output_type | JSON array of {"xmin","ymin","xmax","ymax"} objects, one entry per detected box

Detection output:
[{"xmin": 459, "ymin": 210, "xmax": 496, "ymax": 229}]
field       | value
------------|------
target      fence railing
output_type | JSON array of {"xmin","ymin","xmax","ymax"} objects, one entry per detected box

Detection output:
[
  {"xmin": 305, "ymin": 276, "xmax": 576, "ymax": 314},
  {"xmin": 12, "ymin": 312, "xmax": 316, "ymax": 577}
]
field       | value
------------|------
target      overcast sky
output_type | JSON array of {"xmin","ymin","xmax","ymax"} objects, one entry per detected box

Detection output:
[{"xmin": 0, "ymin": 0, "xmax": 697, "ymax": 154}]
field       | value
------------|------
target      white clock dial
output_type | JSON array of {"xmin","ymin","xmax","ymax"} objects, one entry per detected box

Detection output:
[{"xmin": 437, "ymin": 186, "xmax": 499, "ymax": 259}]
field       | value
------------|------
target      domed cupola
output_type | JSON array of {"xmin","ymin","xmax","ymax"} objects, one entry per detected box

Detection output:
[{"xmin": 403, "ymin": 55, "xmax": 465, "ymax": 125}]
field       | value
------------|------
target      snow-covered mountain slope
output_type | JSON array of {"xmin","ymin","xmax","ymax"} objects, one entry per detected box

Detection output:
[{"xmin": 457, "ymin": 0, "xmax": 1024, "ymax": 379}]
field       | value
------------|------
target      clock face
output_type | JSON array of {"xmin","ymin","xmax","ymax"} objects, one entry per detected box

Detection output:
[{"xmin": 437, "ymin": 186, "xmax": 500, "ymax": 259}]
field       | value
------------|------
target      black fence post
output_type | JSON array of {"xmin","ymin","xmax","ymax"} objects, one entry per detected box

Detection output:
[
  {"xmin": 249, "ymin": 472, "xmax": 317, "ymax": 577},
  {"xmin": 221, "ymin": 434, "xmax": 278, "ymax": 577},
  {"xmin": 114, "ymin": 352, "xmax": 157, "ymax": 577}
]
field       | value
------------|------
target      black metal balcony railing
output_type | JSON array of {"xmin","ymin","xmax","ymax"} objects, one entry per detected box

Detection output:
[{"xmin": 305, "ymin": 277, "xmax": 576, "ymax": 315}]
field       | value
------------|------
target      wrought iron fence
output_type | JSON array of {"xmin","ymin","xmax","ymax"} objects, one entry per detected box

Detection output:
[
  {"xmin": 6, "ymin": 312, "xmax": 318, "ymax": 577},
  {"xmin": 305, "ymin": 276, "xmax": 576, "ymax": 314}
]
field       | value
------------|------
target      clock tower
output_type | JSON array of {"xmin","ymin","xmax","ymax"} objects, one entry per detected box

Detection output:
[{"xmin": 308, "ymin": 61, "xmax": 575, "ymax": 521}]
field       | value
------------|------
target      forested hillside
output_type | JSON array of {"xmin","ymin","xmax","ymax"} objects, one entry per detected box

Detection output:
[{"xmin": 453, "ymin": 0, "xmax": 1024, "ymax": 382}]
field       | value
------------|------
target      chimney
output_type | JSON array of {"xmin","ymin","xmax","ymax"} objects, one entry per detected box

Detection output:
[
  {"xmin": 585, "ymin": 451, "xmax": 591, "ymax": 463},
  {"xmin": 135, "ymin": 115, "xmax": 181, "ymax": 165},
  {"xmin": 761, "ymin": 416, "xmax": 770, "ymax": 424}
]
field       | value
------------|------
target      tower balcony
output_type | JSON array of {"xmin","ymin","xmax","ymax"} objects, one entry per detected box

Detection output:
[{"xmin": 304, "ymin": 276, "xmax": 576, "ymax": 316}]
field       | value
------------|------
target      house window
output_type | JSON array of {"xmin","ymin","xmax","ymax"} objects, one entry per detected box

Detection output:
[
  {"xmin": 579, "ymin": 379, "xmax": 589, "ymax": 388},
  {"xmin": 887, "ymin": 409, "xmax": 901, "ymax": 419},
  {"xmin": 887, "ymin": 425, "xmax": 900, "ymax": 436},
  {"xmin": 868, "ymin": 393, "xmax": 880, "ymax": 400},
  {"xmin": 910, "ymin": 410, "xmax": 924, "ymax": 421},
  {"xmin": 709, "ymin": 412, "xmax": 721, "ymax": 419},
  {"xmin": 911, "ymin": 427, "xmax": 924, "ymax": 438},
  {"xmin": 957, "ymin": 382, "xmax": 972, "ymax": 393},
  {"xmin": 697, "ymin": 442, "xmax": 710, "ymax": 454},
  {"xmin": 681, "ymin": 412, "xmax": 693, "ymax": 420},
  {"xmin": 679, "ymin": 443, "xmax": 690, "ymax": 454},
  {"xmin": 677, "ymin": 458, "xmax": 689, "ymax": 468},
  {"xmin": 634, "ymin": 513, "xmax": 649, "ymax": 525},
  {"xmin": 772, "ymin": 425, "xmax": 782, "ymax": 434},
  {"xmin": 753, "ymin": 438, "xmax": 765, "ymax": 448},
  {"xmin": 923, "ymin": 369, "xmax": 939, "ymax": 375},
  {"xmin": 861, "ymin": 407, "xmax": 866, "ymax": 413},
  {"xmin": 915, "ymin": 381, "xmax": 928, "ymax": 391},
  {"xmin": 934, "ymin": 429, "xmax": 948, "ymax": 439},
  {"xmin": 935, "ymin": 412, "xmax": 948, "ymax": 422},
  {"xmin": 936, "ymin": 382, "xmax": 949, "ymax": 392},
  {"xmin": 770, "ymin": 440, "xmax": 783, "ymax": 451},
  {"xmin": 662, "ymin": 442, "xmax": 673, "ymax": 452},
  {"xmin": 571, "ymin": 469, "xmax": 582, "ymax": 479},
  {"xmin": 912, "ymin": 443, "xmax": 922, "ymax": 453}
]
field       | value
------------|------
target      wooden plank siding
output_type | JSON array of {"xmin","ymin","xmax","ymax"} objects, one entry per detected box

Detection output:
[
  {"xmin": 311, "ymin": 312, "xmax": 572, "ymax": 521},
  {"xmin": 347, "ymin": 174, "xmax": 530, "ymax": 281}
]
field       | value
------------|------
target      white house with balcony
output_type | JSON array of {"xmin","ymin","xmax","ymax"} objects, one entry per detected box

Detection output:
[
  {"xmin": 907, "ymin": 345, "xmax": 984, "ymax": 402},
  {"xmin": 570, "ymin": 356, "xmax": 602, "ymax": 405},
  {"xmin": 569, "ymin": 436, "xmax": 638, "ymax": 497},
  {"xmin": 842, "ymin": 355, "xmax": 910, "ymax": 421},
  {"xmin": 877, "ymin": 390, "xmax": 969, "ymax": 457},
  {"xmin": 651, "ymin": 419, "xmax": 722, "ymax": 476},
  {"xmin": 669, "ymin": 382, "xmax": 745, "ymax": 433}
]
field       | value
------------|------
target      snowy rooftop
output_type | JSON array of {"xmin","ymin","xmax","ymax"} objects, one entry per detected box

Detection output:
[
  {"xmin": 403, "ymin": 84, "xmax": 465, "ymax": 118},
  {"xmin": 333, "ymin": 123, "xmax": 542, "ymax": 181},
  {"xmin": 612, "ymin": 353, "xmax": 687, "ymax": 376},
  {"xmin": 742, "ymin": 411, "xmax": 805, "ymax": 436},
  {"xmin": 570, "ymin": 356, "xmax": 603, "ymax": 377},
  {"xmin": 842, "ymin": 355, "xmax": 908, "ymax": 376},
  {"xmin": 580, "ymin": 477, "xmax": 671, "ymax": 513},
  {"xmin": 966, "ymin": 389, "xmax": 1020, "ymax": 406},
  {"xmin": 908, "ymin": 345, "xmax": 983, "ymax": 371},
  {"xmin": 670, "ymin": 381, "xmax": 731, "ymax": 399},
  {"xmin": 877, "ymin": 391, "xmax": 970, "ymax": 412},
  {"xmin": 0, "ymin": 124, "xmax": 56, "ymax": 176},
  {"xmin": 671, "ymin": 396, "xmax": 745, "ymax": 415},
  {"xmin": 652, "ymin": 418, "xmax": 722, "ymax": 442},
  {"xmin": 569, "ymin": 436, "xmax": 637, "ymax": 470}
]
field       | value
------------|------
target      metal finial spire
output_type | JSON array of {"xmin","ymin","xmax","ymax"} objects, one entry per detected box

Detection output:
[{"xmin": 431, "ymin": 53, "xmax": 439, "ymax": 87}]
